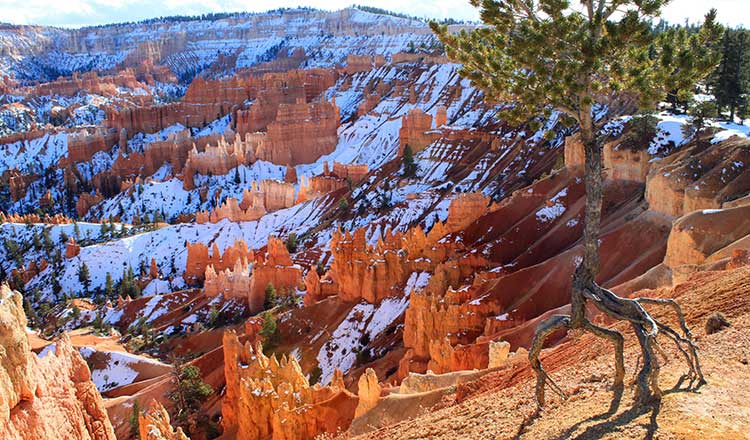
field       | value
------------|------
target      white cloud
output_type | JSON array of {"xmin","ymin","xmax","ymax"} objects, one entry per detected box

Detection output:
[{"xmin": 0, "ymin": 0, "xmax": 746, "ymax": 28}]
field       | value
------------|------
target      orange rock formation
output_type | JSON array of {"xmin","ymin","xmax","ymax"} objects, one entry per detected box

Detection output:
[
  {"xmin": 254, "ymin": 100, "xmax": 340, "ymax": 166},
  {"xmin": 138, "ymin": 400, "xmax": 189, "ymax": 440},
  {"xmin": 0, "ymin": 285, "xmax": 116, "ymax": 440},
  {"xmin": 183, "ymin": 239, "xmax": 253, "ymax": 285},
  {"xmin": 399, "ymin": 108, "xmax": 440, "ymax": 154},
  {"xmin": 221, "ymin": 331, "xmax": 358, "ymax": 440},
  {"xmin": 196, "ymin": 180, "xmax": 296, "ymax": 224}
]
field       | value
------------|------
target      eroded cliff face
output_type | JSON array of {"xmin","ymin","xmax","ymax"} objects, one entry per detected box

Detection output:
[
  {"xmin": 184, "ymin": 239, "xmax": 254, "ymax": 285},
  {"xmin": 0, "ymin": 285, "xmax": 116, "ymax": 440},
  {"xmin": 196, "ymin": 180, "xmax": 296, "ymax": 224},
  {"xmin": 221, "ymin": 331, "xmax": 358, "ymax": 440},
  {"xmin": 138, "ymin": 400, "xmax": 190, "ymax": 440},
  {"xmin": 665, "ymin": 204, "xmax": 750, "ymax": 269},
  {"xmin": 645, "ymin": 138, "xmax": 750, "ymax": 217}
]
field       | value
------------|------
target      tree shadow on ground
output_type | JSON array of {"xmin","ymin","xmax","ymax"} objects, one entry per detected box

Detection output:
[{"xmin": 514, "ymin": 374, "xmax": 705, "ymax": 440}]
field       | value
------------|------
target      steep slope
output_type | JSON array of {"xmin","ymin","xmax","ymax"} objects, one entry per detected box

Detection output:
[
  {"xmin": 351, "ymin": 264, "xmax": 750, "ymax": 439},
  {"xmin": 0, "ymin": 285, "xmax": 116, "ymax": 440}
]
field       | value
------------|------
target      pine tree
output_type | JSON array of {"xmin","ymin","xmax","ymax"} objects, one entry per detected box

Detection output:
[
  {"xmin": 78, "ymin": 261, "xmax": 91, "ymax": 293},
  {"xmin": 104, "ymin": 272, "xmax": 115, "ymax": 300},
  {"xmin": 432, "ymin": 1, "xmax": 721, "ymax": 408},
  {"xmin": 402, "ymin": 144, "xmax": 418, "ymax": 177},
  {"xmin": 713, "ymin": 29, "xmax": 750, "ymax": 121},
  {"xmin": 168, "ymin": 360, "xmax": 212, "ymax": 428},
  {"xmin": 264, "ymin": 283, "xmax": 277, "ymax": 309}
]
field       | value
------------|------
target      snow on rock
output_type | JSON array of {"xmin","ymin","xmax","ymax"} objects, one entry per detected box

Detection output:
[
  {"xmin": 316, "ymin": 289, "xmax": 415, "ymax": 385},
  {"xmin": 536, "ymin": 188, "xmax": 568, "ymax": 223}
]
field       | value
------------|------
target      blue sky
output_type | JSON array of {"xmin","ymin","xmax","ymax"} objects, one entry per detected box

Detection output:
[{"xmin": 0, "ymin": 0, "xmax": 747, "ymax": 28}]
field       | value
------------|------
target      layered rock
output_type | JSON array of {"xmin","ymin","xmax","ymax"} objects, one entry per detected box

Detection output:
[
  {"xmin": 246, "ymin": 236, "xmax": 303, "ymax": 313},
  {"xmin": 196, "ymin": 180, "xmax": 296, "ymax": 224},
  {"xmin": 345, "ymin": 54, "xmax": 384, "ymax": 74},
  {"xmin": 138, "ymin": 400, "xmax": 189, "ymax": 440},
  {"xmin": 29, "ymin": 70, "xmax": 146, "ymax": 98},
  {"xmin": 76, "ymin": 192, "xmax": 104, "ymax": 217},
  {"xmin": 444, "ymin": 192, "xmax": 492, "ymax": 233},
  {"xmin": 399, "ymin": 108, "xmax": 439, "ymax": 154},
  {"xmin": 354, "ymin": 368, "xmax": 381, "ymax": 418},
  {"xmin": 183, "ymin": 239, "xmax": 253, "ymax": 285},
  {"xmin": 65, "ymin": 237, "xmax": 81, "ymax": 258},
  {"xmin": 664, "ymin": 204, "xmax": 750, "ymax": 268},
  {"xmin": 0, "ymin": 285, "xmax": 116, "ymax": 440},
  {"xmin": 221, "ymin": 331, "xmax": 358, "ymax": 440},
  {"xmin": 646, "ymin": 138, "xmax": 750, "ymax": 217},
  {"xmin": 204, "ymin": 260, "xmax": 252, "ymax": 303},
  {"xmin": 233, "ymin": 68, "xmax": 337, "ymax": 135},
  {"xmin": 328, "ymin": 228, "xmax": 406, "ymax": 303},
  {"xmin": 66, "ymin": 128, "xmax": 119, "ymax": 164},
  {"xmin": 254, "ymin": 100, "xmax": 340, "ymax": 166},
  {"xmin": 184, "ymin": 136, "xmax": 254, "ymax": 177},
  {"xmin": 296, "ymin": 161, "xmax": 368, "ymax": 203}
]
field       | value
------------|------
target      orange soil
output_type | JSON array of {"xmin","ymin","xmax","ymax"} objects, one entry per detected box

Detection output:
[{"xmin": 353, "ymin": 266, "xmax": 750, "ymax": 440}]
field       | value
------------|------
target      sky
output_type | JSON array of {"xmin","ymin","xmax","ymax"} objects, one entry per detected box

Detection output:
[{"xmin": 0, "ymin": 0, "xmax": 747, "ymax": 29}]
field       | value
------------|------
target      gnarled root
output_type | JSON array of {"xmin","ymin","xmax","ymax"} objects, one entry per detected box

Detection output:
[{"xmin": 529, "ymin": 279, "xmax": 704, "ymax": 409}]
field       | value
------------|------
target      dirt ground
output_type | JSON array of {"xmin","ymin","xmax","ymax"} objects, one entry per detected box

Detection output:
[{"xmin": 354, "ymin": 266, "xmax": 750, "ymax": 440}]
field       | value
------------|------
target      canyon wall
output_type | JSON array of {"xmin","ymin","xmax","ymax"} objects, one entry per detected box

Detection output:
[
  {"xmin": 0, "ymin": 285, "xmax": 116, "ymax": 440},
  {"xmin": 254, "ymin": 100, "xmax": 340, "ymax": 166}
]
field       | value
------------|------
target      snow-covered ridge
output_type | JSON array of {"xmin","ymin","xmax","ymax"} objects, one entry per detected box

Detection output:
[{"xmin": 1, "ymin": 8, "xmax": 442, "ymax": 80}]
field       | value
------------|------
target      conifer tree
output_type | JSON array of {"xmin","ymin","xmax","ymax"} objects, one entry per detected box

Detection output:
[
  {"xmin": 713, "ymin": 29, "xmax": 750, "ymax": 120},
  {"xmin": 78, "ymin": 261, "xmax": 91, "ymax": 293},
  {"xmin": 432, "ymin": 0, "xmax": 721, "ymax": 407},
  {"xmin": 104, "ymin": 272, "xmax": 115, "ymax": 300}
]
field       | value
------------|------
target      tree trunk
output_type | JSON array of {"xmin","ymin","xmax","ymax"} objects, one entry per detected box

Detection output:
[{"xmin": 571, "ymin": 105, "xmax": 602, "ymax": 327}]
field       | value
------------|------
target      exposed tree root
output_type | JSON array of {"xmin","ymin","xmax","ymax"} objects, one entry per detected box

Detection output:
[{"xmin": 529, "ymin": 270, "xmax": 704, "ymax": 409}]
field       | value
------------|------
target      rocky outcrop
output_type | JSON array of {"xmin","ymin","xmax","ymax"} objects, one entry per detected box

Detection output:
[
  {"xmin": 29, "ymin": 70, "xmax": 146, "ymax": 98},
  {"xmin": 196, "ymin": 197, "xmax": 260, "ymax": 224},
  {"xmin": 296, "ymin": 161, "xmax": 368, "ymax": 203},
  {"xmin": 233, "ymin": 68, "xmax": 337, "ymax": 135},
  {"xmin": 76, "ymin": 192, "xmax": 104, "ymax": 217},
  {"xmin": 184, "ymin": 135, "xmax": 254, "ymax": 177},
  {"xmin": 328, "ymin": 228, "xmax": 406, "ymax": 303},
  {"xmin": 65, "ymin": 237, "xmax": 81, "ymax": 258},
  {"xmin": 354, "ymin": 368, "xmax": 381, "ymax": 418},
  {"xmin": 66, "ymin": 128, "xmax": 119, "ymax": 164},
  {"xmin": 204, "ymin": 260, "xmax": 252, "ymax": 303},
  {"xmin": 664, "ymin": 204, "xmax": 750, "ymax": 268},
  {"xmin": 254, "ymin": 100, "xmax": 340, "ymax": 166},
  {"xmin": 0, "ymin": 285, "xmax": 116, "ymax": 440},
  {"xmin": 138, "ymin": 400, "xmax": 189, "ymax": 440},
  {"xmin": 344, "ymin": 54, "xmax": 385, "ymax": 74},
  {"xmin": 444, "ymin": 192, "xmax": 492, "ymax": 233},
  {"xmin": 246, "ymin": 236, "xmax": 303, "ymax": 313},
  {"xmin": 183, "ymin": 239, "xmax": 253, "ymax": 285},
  {"xmin": 221, "ymin": 331, "xmax": 358, "ymax": 440},
  {"xmin": 196, "ymin": 180, "xmax": 296, "ymax": 224},
  {"xmin": 399, "ymin": 108, "xmax": 439, "ymax": 154},
  {"xmin": 564, "ymin": 132, "xmax": 653, "ymax": 183},
  {"xmin": 646, "ymin": 138, "xmax": 750, "ymax": 217}
]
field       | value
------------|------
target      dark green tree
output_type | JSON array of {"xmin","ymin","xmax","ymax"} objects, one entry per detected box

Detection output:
[
  {"xmin": 432, "ymin": 0, "xmax": 721, "ymax": 407},
  {"xmin": 259, "ymin": 311, "xmax": 279, "ymax": 352},
  {"xmin": 402, "ymin": 144, "xmax": 418, "ymax": 177},
  {"xmin": 78, "ymin": 261, "xmax": 91, "ymax": 293},
  {"xmin": 104, "ymin": 272, "xmax": 115, "ymax": 300},
  {"xmin": 264, "ymin": 283, "xmax": 277, "ymax": 310},
  {"xmin": 712, "ymin": 29, "xmax": 750, "ymax": 120},
  {"xmin": 169, "ymin": 360, "xmax": 213, "ymax": 428}
]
